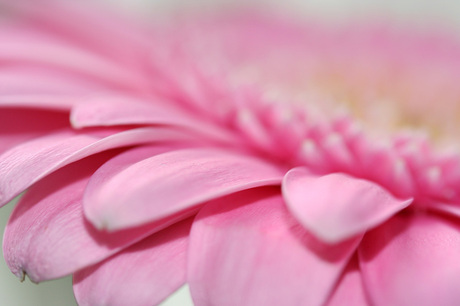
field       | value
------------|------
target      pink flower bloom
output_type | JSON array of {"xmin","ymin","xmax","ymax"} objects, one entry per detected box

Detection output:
[{"xmin": 2, "ymin": 1, "xmax": 460, "ymax": 305}]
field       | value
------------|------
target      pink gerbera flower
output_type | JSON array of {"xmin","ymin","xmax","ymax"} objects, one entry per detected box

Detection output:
[{"xmin": 2, "ymin": 0, "xmax": 460, "ymax": 305}]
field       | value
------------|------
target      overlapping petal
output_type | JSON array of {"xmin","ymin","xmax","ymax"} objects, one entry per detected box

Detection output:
[
  {"xmin": 2, "ymin": 147, "xmax": 197, "ymax": 282},
  {"xmin": 326, "ymin": 256, "xmax": 369, "ymax": 306},
  {"xmin": 188, "ymin": 188, "xmax": 361, "ymax": 306},
  {"xmin": 70, "ymin": 95, "xmax": 238, "ymax": 143},
  {"xmin": 0, "ymin": 107, "xmax": 68, "ymax": 154},
  {"xmin": 84, "ymin": 148, "xmax": 285, "ymax": 230},
  {"xmin": 73, "ymin": 218, "xmax": 192, "ymax": 306},
  {"xmin": 283, "ymin": 167, "xmax": 413, "ymax": 243},
  {"xmin": 0, "ymin": 127, "xmax": 200, "ymax": 206}
]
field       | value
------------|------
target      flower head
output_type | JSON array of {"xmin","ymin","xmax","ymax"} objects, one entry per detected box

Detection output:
[{"xmin": 2, "ymin": 0, "xmax": 460, "ymax": 305}]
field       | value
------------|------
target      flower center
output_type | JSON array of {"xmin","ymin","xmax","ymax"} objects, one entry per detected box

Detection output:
[
  {"xmin": 306, "ymin": 67, "xmax": 460, "ymax": 147},
  {"xmin": 190, "ymin": 21, "xmax": 460, "ymax": 149},
  {"xmin": 229, "ymin": 45, "xmax": 460, "ymax": 149}
]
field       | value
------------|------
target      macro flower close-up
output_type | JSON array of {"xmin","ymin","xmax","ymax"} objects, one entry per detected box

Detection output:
[{"xmin": 2, "ymin": 0, "xmax": 460, "ymax": 305}]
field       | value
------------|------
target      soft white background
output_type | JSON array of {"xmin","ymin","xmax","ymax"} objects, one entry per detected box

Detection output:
[{"xmin": 1, "ymin": 0, "xmax": 459, "ymax": 305}]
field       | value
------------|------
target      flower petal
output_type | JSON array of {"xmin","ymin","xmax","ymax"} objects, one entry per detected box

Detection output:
[
  {"xmin": 0, "ymin": 127, "xmax": 197, "ymax": 206},
  {"xmin": 0, "ymin": 67, "xmax": 110, "ymax": 102},
  {"xmin": 0, "ymin": 108, "xmax": 68, "ymax": 154},
  {"xmin": 70, "ymin": 96, "xmax": 192, "ymax": 128},
  {"xmin": 2, "ymin": 0, "xmax": 152, "ymax": 66},
  {"xmin": 0, "ymin": 37, "xmax": 148, "ymax": 91},
  {"xmin": 188, "ymin": 189, "xmax": 360, "ymax": 306},
  {"xmin": 84, "ymin": 148, "xmax": 284, "ymax": 230},
  {"xmin": 2, "ymin": 148, "xmax": 190, "ymax": 282},
  {"xmin": 326, "ymin": 256, "xmax": 369, "ymax": 306},
  {"xmin": 70, "ymin": 96, "xmax": 237, "ymax": 144},
  {"xmin": 359, "ymin": 213, "xmax": 460, "ymax": 306},
  {"xmin": 0, "ymin": 95, "xmax": 81, "ymax": 111},
  {"xmin": 429, "ymin": 201, "xmax": 460, "ymax": 219},
  {"xmin": 73, "ymin": 218, "xmax": 192, "ymax": 306},
  {"xmin": 282, "ymin": 167, "xmax": 413, "ymax": 243}
]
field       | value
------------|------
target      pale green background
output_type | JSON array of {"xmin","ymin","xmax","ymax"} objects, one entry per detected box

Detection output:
[{"xmin": 1, "ymin": 0, "xmax": 459, "ymax": 305}]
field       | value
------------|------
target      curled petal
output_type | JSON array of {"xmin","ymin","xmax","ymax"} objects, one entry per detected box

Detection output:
[
  {"xmin": 84, "ymin": 148, "xmax": 284, "ymax": 230},
  {"xmin": 188, "ymin": 189, "xmax": 360, "ymax": 306},
  {"xmin": 282, "ymin": 167, "xmax": 412, "ymax": 243}
]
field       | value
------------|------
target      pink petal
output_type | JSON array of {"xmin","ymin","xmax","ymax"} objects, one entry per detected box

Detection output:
[
  {"xmin": 282, "ymin": 167, "xmax": 413, "ymax": 243},
  {"xmin": 326, "ymin": 256, "xmax": 369, "ymax": 306},
  {"xmin": 84, "ymin": 148, "xmax": 284, "ymax": 230},
  {"xmin": 0, "ymin": 67, "xmax": 110, "ymax": 100},
  {"xmin": 0, "ymin": 95, "xmax": 81, "ymax": 110},
  {"xmin": 73, "ymin": 218, "xmax": 192, "ymax": 306},
  {"xmin": 3, "ymin": 0, "xmax": 152, "ymax": 67},
  {"xmin": 3, "ymin": 149, "xmax": 191, "ymax": 282},
  {"xmin": 0, "ymin": 108, "xmax": 68, "ymax": 154},
  {"xmin": 0, "ymin": 38, "xmax": 148, "ymax": 91},
  {"xmin": 70, "ymin": 96, "xmax": 237, "ymax": 144},
  {"xmin": 359, "ymin": 213, "xmax": 460, "ymax": 306},
  {"xmin": 70, "ymin": 96, "xmax": 191, "ymax": 128},
  {"xmin": 188, "ymin": 189, "xmax": 361, "ymax": 306},
  {"xmin": 429, "ymin": 201, "xmax": 460, "ymax": 219},
  {"xmin": 0, "ymin": 127, "xmax": 196, "ymax": 206}
]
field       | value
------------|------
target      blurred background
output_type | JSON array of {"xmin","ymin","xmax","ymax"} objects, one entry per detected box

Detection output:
[
  {"xmin": 100, "ymin": 0, "xmax": 460, "ymax": 30},
  {"xmin": 1, "ymin": 0, "xmax": 459, "ymax": 305}
]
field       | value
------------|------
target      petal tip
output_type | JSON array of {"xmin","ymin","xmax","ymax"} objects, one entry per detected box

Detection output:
[{"xmin": 283, "ymin": 168, "xmax": 414, "ymax": 244}]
